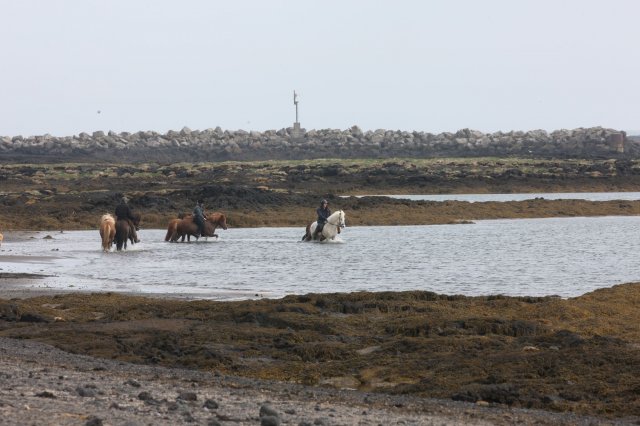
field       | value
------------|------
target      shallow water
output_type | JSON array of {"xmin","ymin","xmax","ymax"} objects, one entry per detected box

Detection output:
[
  {"xmin": 345, "ymin": 191, "xmax": 640, "ymax": 202},
  {"xmin": 1, "ymin": 216, "xmax": 640, "ymax": 300}
]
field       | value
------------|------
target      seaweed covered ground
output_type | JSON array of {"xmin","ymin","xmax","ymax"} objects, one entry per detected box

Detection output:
[
  {"xmin": 2, "ymin": 157, "xmax": 640, "ymax": 423},
  {"xmin": 2, "ymin": 283, "xmax": 640, "ymax": 421},
  {"xmin": 2, "ymin": 158, "xmax": 640, "ymax": 230}
]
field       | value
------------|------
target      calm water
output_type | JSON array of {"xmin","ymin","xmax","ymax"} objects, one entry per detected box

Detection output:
[
  {"xmin": 345, "ymin": 192, "xmax": 640, "ymax": 202},
  {"xmin": 1, "ymin": 216, "xmax": 640, "ymax": 300}
]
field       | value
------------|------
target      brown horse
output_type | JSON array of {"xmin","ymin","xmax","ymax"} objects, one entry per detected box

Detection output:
[
  {"xmin": 114, "ymin": 212, "xmax": 141, "ymax": 251},
  {"xmin": 99, "ymin": 214, "xmax": 116, "ymax": 251},
  {"xmin": 165, "ymin": 218, "xmax": 181, "ymax": 242},
  {"xmin": 171, "ymin": 212, "xmax": 228, "ymax": 242}
]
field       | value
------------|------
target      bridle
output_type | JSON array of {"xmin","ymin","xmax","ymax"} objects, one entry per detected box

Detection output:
[{"xmin": 326, "ymin": 211, "xmax": 345, "ymax": 228}]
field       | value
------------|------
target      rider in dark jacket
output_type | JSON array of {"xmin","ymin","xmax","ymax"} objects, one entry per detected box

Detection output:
[
  {"xmin": 115, "ymin": 196, "xmax": 139, "ymax": 243},
  {"xmin": 313, "ymin": 199, "xmax": 331, "ymax": 240},
  {"xmin": 193, "ymin": 199, "xmax": 206, "ymax": 237}
]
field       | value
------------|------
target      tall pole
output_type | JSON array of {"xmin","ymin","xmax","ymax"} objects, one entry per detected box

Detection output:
[{"xmin": 293, "ymin": 90, "xmax": 299, "ymax": 123}]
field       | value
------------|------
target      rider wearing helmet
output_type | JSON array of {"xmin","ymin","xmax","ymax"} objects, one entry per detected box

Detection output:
[{"xmin": 313, "ymin": 199, "xmax": 331, "ymax": 240}]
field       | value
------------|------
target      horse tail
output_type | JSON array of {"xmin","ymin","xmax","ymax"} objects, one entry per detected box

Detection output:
[
  {"xmin": 302, "ymin": 223, "xmax": 312, "ymax": 241},
  {"xmin": 101, "ymin": 225, "xmax": 110, "ymax": 251}
]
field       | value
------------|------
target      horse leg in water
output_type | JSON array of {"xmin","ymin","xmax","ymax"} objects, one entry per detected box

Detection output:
[
  {"xmin": 313, "ymin": 223, "xmax": 326, "ymax": 241},
  {"xmin": 115, "ymin": 220, "xmax": 130, "ymax": 251},
  {"xmin": 302, "ymin": 223, "xmax": 313, "ymax": 241}
]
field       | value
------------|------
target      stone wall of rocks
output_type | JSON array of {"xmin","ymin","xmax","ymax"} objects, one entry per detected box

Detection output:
[{"xmin": 0, "ymin": 126, "xmax": 634, "ymax": 162}]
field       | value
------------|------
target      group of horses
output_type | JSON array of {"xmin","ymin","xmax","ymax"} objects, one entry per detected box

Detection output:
[
  {"xmin": 99, "ymin": 212, "xmax": 142, "ymax": 252},
  {"xmin": 99, "ymin": 209, "xmax": 346, "ymax": 252},
  {"xmin": 99, "ymin": 211, "xmax": 229, "ymax": 252},
  {"xmin": 164, "ymin": 212, "xmax": 228, "ymax": 243}
]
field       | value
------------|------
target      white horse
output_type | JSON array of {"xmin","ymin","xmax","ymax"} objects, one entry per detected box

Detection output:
[{"xmin": 302, "ymin": 210, "xmax": 346, "ymax": 242}]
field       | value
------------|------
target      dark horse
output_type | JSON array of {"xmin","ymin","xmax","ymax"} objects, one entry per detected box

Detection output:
[
  {"xmin": 169, "ymin": 212, "xmax": 228, "ymax": 242},
  {"xmin": 115, "ymin": 212, "xmax": 141, "ymax": 251}
]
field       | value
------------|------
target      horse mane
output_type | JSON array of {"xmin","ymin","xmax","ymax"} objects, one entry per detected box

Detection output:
[
  {"xmin": 328, "ymin": 210, "xmax": 342, "ymax": 220},
  {"xmin": 101, "ymin": 214, "xmax": 115, "ymax": 223},
  {"xmin": 207, "ymin": 212, "xmax": 225, "ymax": 221}
]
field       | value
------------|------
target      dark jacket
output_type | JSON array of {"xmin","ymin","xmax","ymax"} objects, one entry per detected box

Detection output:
[
  {"xmin": 316, "ymin": 206, "xmax": 331, "ymax": 224},
  {"xmin": 115, "ymin": 203, "xmax": 135, "ymax": 221},
  {"xmin": 193, "ymin": 204, "xmax": 205, "ymax": 224}
]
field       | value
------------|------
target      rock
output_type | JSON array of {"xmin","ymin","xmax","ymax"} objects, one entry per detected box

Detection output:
[
  {"xmin": 125, "ymin": 378, "xmax": 141, "ymax": 387},
  {"xmin": 177, "ymin": 391, "xmax": 197, "ymax": 401},
  {"xmin": 203, "ymin": 399, "xmax": 219, "ymax": 409},
  {"xmin": 182, "ymin": 412, "xmax": 196, "ymax": 422},
  {"xmin": 85, "ymin": 416, "xmax": 103, "ymax": 426},
  {"xmin": 137, "ymin": 391, "xmax": 153, "ymax": 401},
  {"xmin": 260, "ymin": 416, "xmax": 280, "ymax": 426},
  {"xmin": 259, "ymin": 403, "xmax": 279, "ymax": 418},
  {"xmin": 76, "ymin": 385, "xmax": 97, "ymax": 397}
]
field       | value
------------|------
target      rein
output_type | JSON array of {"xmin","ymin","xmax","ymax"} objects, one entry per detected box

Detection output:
[{"xmin": 325, "ymin": 212, "xmax": 344, "ymax": 228}]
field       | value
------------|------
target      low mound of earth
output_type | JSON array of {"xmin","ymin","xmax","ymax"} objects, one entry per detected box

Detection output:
[
  {"xmin": 2, "ymin": 283, "xmax": 640, "ymax": 422},
  {"xmin": 2, "ymin": 158, "xmax": 640, "ymax": 230}
]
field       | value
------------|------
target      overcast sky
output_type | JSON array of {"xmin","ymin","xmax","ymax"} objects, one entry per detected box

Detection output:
[{"xmin": 1, "ymin": 1, "xmax": 639, "ymax": 137}]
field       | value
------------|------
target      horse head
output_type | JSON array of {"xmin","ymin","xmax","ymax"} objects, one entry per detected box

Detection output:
[
  {"xmin": 207, "ymin": 212, "xmax": 228, "ymax": 230},
  {"xmin": 131, "ymin": 212, "xmax": 141, "ymax": 228},
  {"xmin": 328, "ymin": 210, "xmax": 346, "ymax": 228}
]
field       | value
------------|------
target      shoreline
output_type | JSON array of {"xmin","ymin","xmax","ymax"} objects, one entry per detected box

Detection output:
[{"xmin": 2, "ymin": 283, "xmax": 640, "ymax": 421}]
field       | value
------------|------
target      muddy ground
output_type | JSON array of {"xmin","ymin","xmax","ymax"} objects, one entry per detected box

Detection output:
[
  {"xmin": 2, "ymin": 157, "xmax": 640, "ymax": 423},
  {"xmin": 1, "ymin": 284, "xmax": 640, "ymax": 422},
  {"xmin": 2, "ymin": 158, "xmax": 640, "ymax": 230}
]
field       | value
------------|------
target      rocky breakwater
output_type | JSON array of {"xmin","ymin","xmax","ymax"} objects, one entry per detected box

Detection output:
[{"xmin": 0, "ymin": 126, "xmax": 633, "ymax": 163}]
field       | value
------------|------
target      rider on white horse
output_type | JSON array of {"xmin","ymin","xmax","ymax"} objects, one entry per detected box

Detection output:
[{"xmin": 313, "ymin": 199, "xmax": 331, "ymax": 240}]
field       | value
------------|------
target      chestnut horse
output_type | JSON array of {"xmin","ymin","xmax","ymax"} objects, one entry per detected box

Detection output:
[
  {"xmin": 168, "ymin": 212, "xmax": 228, "ymax": 242},
  {"xmin": 114, "ymin": 212, "xmax": 141, "ymax": 251},
  {"xmin": 99, "ymin": 214, "xmax": 116, "ymax": 252},
  {"xmin": 165, "ymin": 218, "xmax": 181, "ymax": 242}
]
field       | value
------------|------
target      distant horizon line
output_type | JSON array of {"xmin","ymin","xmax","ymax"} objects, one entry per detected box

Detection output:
[{"xmin": 2, "ymin": 125, "xmax": 636, "ymax": 139}]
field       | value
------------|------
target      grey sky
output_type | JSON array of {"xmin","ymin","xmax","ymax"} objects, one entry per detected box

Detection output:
[{"xmin": 1, "ymin": 0, "xmax": 639, "ymax": 136}]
